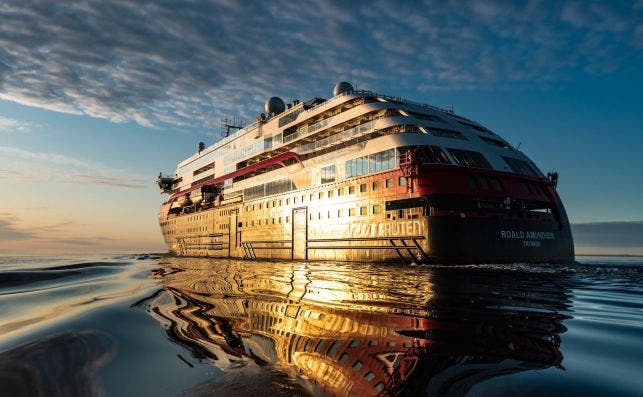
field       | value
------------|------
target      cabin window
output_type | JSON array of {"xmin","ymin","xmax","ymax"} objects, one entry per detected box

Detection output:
[
  {"xmin": 348, "ymin": 186, "xmax": 355, "ymax": 194},
  {"xmin": 338, "ymin": 209, "xmax": 344, "ymax": 217},
  {"xmin": 294, "ymin": 197, "xmax": 298, "ymax": 204},
  {"xmin": 352, "ymin": 361, "xmax": 363, "ymax": 371},
  {"xmin": 360, "ymin": 206, "xmax": 367, "ymax": 215},
  {"xmin": 328, "ymin": 190, "xmax": 334, "ymax": 198},
  {"xmin": 337, "ymin": 188, "xmax": 343, "ymax": 196},
  {"xmin": 428, "ymin": 128, "xmax": 468, "ymax": 140},
  {"xmin": 373, "ymin": 205, "xmax": 381, "ymax": 214},
  {"xmin": 386, "ymin": 178, "xmax": 393, "ymax": 188},
  {"xmin": 373, "ymin": 181, "xmax": 381, "ymax": 191},
  {"xmin": 286, "ymin": 216, "xmax": 290, "ymax": 223},
  {"xmin": 339, "ymin": 353, "xmax": 350, "ymax": 363},
  {"xmin": 327, "ymin": 340, "xmax": 341, "ymax": 356},
  {"xmin": 321, "ymin": 164, "xmax": 336, "ymax": 184},
  {"xmin": 318, "ymin": 191, "xmax": 324, "ymax": 199},
  {"xmin": 286, "ymin": 198, "xmax": 290, "ymax": 205},
  {"xmin": 349, "ymin": 208, "xmax": 356, "ymax": 216},
  {"xmin": 458, "ymin": 120, "xmax": 488, "ymax": 133},
  {"xmin": 360, "ymin": 183, "xmax": 367, "ymax": 193},
  {"xmin": 364, "ymin": 372, "xmax": 375, "ymax": 382},
  {"xmin": 448, "ymin": 148, "xmax": 492, "ymax": 169},
  {"xmin": 502, "ymin": 156, "xmax": 540, "ymax": 177},
  {"xmin": 309, "ymin": 194, "xmax": 314, "ymax": 201},
  {"xmin": 399, "ymin": 176, "xmax": 406, "ymax": 186},
  {"xmin": 480, "ymin": 136, "xmax": 510, "ymax": 148},
  {"xmin": 345, "ymin": 148, "xmax": 398, "ymax": 178}
]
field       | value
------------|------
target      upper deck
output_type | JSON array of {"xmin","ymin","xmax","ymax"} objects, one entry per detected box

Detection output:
[{"xmin": 164, "ymin": 82, "xmax": 543, "ymax": 197}]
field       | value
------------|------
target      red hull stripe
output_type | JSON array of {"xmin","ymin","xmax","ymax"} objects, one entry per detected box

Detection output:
[{"xmin": 169, "ymin": 151, "xmax": 302, "ymax": 200}]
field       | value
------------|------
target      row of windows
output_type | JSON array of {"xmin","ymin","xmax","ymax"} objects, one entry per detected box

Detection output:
[
  {"xmin": 467, "ymin": 174, "xmax": 504, "ymax": 192},
  {"xmin": 187, "ymin": 226, "xmax": 208, "ymax": 233},
  {"xmin": 242, "ymin": 177, "xmax": 407, "ymax": 213},
  {"xmin": 345, "ymin": 148, "xmax": 398, "ymax": 178},
  {"xmin": 188, "ymin": 214, "xmax": 209, "ymax": 222},
  {"xmin": 243, "ymin": 177, "xmax": 294, "ymax": 201},
  {"xmin": 192, "ymin": 161, "xmax": 215, "ymax": 176},
  {"xmin": 160, "ymin": 219, "xmax": 176, "ymax": 226},
  {"xmin": 448, "ymin": 148, "xmax": 492, "ymax": 169},
  {"xmin": 503, "ymin": 156, "xmax": 540, "ymax": 177}
]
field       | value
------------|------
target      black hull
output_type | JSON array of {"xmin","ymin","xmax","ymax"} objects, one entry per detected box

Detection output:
[{"xmin": 427, "ymin": 216, "xmax": 574, "ymax": 264}]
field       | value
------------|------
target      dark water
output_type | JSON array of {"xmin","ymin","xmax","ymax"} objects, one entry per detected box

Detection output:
[{"xmin": 0, "ymin": 255, "xmax": 641, "ymax": 396}]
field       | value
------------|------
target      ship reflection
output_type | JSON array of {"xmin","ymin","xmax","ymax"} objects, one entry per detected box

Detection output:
[{"xmin": 148, "ymin": 260, "xmax": 570, "ymax": 396}]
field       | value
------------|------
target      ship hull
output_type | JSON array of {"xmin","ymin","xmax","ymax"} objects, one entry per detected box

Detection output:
[
  {"xmin": 160, "ymin": 214, "xmax": 573, "ymax": 264},
  {"xmin": 159, "ymin": 168, "xmax": 574, "ymax": 264}
]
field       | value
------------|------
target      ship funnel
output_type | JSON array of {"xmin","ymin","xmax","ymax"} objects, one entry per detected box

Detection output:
[
  {"xmin": 265, "ymin": 97, "xmax": 285, "ymax": 115},
  {"xmin": 333, "ymin": 81, "xmax": 354, "ymax": 96}
]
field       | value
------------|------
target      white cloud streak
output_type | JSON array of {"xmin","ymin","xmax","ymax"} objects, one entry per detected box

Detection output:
[
  {"xmin": 0, "ymin": 145, "xmax": 147, "ymax": 189},
  {"xmin": 0, "ymin": 0, "xmax": 640, "ymax": 130},
  {"xmin": 0, "ymin": 116, "xmax": 37, "ymax": 133}
]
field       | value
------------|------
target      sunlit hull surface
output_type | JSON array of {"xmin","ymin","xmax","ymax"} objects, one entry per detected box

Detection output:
[{"xmin": 158, "ymin": 84, "xmax": 574, "ymax": 264}]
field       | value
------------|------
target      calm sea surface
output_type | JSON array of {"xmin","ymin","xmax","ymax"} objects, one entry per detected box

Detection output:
[{"xmin": 0, "ymin": 254, "xmax": 641, "ymax": 396}]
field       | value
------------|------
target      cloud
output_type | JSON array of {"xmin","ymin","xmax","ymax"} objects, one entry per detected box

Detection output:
[
  {"xmin": 0, "ymin": 1, "xmax": 641, "ymax": 131},
  {"xmin": 0, "ymin": 145, "xmax": 147, "ymax": 189},
  {"xmin": 0, "ymin": 116, "xmax": 38, "ymax": 133},
  {"xmin": 0, "ymin": 215, "xmax": 38, "ymax": 240}
]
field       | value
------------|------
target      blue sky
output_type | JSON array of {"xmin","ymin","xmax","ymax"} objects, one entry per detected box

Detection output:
[{"xmin": 1, "ymin": 0, "xmax": 642, "ymax": 253}]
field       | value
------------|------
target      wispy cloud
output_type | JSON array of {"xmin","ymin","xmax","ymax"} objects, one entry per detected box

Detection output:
[
  {"xmin": 0, "ymin": 116, "xmax": 37, "ymax": 133},
  {"xmin": 0, "ymin": 215, "xmax": 38, "ymax": 240},
  {"xmin": 0, "ymin": 145, "xmax": 147, "ymax": 189},
  {"xmin": 0, "ymin": 1, "xmax": 641, "ymax": 130}
]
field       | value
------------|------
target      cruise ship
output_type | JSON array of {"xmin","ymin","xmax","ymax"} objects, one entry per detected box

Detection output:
[{"xmin": 157, "ymin": 82, "xmax": 574, "ymax": 264}]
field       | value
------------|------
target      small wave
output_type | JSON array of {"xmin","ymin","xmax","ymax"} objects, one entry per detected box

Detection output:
[{"xmin": 0, "ymin": 261, "xmax": 132, "ymax": 294}]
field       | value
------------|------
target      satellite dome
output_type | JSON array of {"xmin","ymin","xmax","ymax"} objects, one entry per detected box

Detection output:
[
  {"xmin": 333, "ymin": 81, "xmax": 354, "ymax": 96},
  {"xmin": 265, "ymin": 96, "xmax": 285, "ymax": 115}
]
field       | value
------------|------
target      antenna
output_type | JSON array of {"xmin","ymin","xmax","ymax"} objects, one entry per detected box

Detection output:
[{"xmin": 220, "ymin": 117, "xmax": 245, "ymax": 137}]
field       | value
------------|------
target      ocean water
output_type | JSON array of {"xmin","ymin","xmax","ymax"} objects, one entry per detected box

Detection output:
[{"xmin": 0, "ymin": 255, "xmax": 641, "ymax": 396}]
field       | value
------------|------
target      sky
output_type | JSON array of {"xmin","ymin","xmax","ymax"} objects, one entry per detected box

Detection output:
[{"xmin": 1, "ymin": 0, "xmax": 642, "ymax": 254}]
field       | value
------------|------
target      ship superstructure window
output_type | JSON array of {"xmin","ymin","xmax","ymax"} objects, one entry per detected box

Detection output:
[
  {"xmin": 408, "ymin": 111, "xmax": 442, "ymax": 122},
  {"xmin": 401, "ymin": 145, "xmax": 450, "ymax": 164},
  {"xmin": 192, "ymin": 161, "xmax": 215, "ymax": 176},
  {"xmin": 457, "ymin": 120, "xmax": 489, "ymax": 133},
  {"xmin": 428, "ymin": 128, "xmax": 467, "ymax": 140},
  {"xmin": 244, "ymin": 178, "xmax": 294, "ymax": 200},
  {"xmin": 345, "ymin": 148, "xmax": 398, "ymax": 178},
  {"xmin": 321, "ymin": 165, "xmax": 336, "ymax": 184},
  {"xmin": 502, "ymin": 156, "xmax": 540, "ymax": 177},
  {"xmin": 480, "ymin": 136, "xmax": 510, "ymax": 148},
  {"xmin": 448, "ymin": 149, "xmax": 492, "ymax": 169}
]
